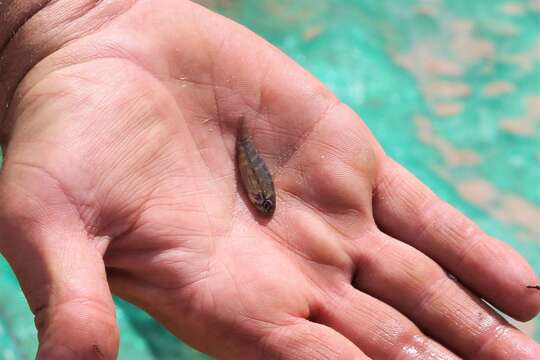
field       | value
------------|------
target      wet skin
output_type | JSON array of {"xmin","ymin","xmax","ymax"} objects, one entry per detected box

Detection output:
[{"xmin": 0, "ymin": 1, "xmax": 538, "ymax": 359}]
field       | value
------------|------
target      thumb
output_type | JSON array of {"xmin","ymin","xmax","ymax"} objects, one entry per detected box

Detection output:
[{"xmin": 0, "ymin": 166, "xmax": 118, "ymax": 359}]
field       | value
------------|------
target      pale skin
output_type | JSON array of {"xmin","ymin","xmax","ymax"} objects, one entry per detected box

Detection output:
[{"xmin": 0, "ymin": 1, "xmax": 538, "ymax": 359}]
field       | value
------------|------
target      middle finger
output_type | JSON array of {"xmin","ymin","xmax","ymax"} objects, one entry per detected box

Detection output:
[{"xmin": 348, "ymin": 228, "xmax": 537, "ymax": 359}]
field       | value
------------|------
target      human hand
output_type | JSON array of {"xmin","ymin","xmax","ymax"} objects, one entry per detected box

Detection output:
[{"xmin": 0, "ymin": 1, "xmax": 538, "ymax": 359}]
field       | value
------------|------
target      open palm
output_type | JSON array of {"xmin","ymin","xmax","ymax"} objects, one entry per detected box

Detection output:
[{"xmin": 0, "ymin": 1, "xmax": 538, "ymax": 359}]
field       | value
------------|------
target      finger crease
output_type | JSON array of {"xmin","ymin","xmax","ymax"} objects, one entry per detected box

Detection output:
[{"xmin": 410, "ymin": 275, "xmax": 451, "ymax": 319}]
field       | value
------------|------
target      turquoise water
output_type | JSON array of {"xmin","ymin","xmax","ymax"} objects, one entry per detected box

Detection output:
[{"xmin": 1, "ymin": 0, "xmax": 538, "ymax": 357}]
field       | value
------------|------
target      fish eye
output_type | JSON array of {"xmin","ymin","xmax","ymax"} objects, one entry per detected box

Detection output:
[{"xmin": 262, "ymin": 199, "xmax": 274, "ymax": 212}]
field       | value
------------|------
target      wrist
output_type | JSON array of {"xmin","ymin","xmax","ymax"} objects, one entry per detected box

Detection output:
[{"xmin": 0, "ymin": 0, "xmax": 135, "ymax": 147}]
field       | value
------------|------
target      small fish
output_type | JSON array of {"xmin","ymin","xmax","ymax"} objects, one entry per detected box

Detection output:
[
  {"xmin": 527, "ymin": 285, "xmax": 540, "ymax": 290},
  {"xmin": 236, "ymin": 119, "xmax": 276, "ymax": 216}
]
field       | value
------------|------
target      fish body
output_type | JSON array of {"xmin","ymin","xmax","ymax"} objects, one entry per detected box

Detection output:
[{"xmin": 236, "ymin": 125, "xmax": 276, "ymax": 216}]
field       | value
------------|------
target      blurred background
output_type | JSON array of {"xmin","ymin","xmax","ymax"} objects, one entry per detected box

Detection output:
[{"xmin": 1, "ymin": 0, "xmax": 539, "ymax": 358}]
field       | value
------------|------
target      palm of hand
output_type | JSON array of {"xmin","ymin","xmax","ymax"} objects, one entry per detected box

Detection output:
[{"xmin": 0, "ymin": 1, "xmax": 538, "ymax": 359}]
